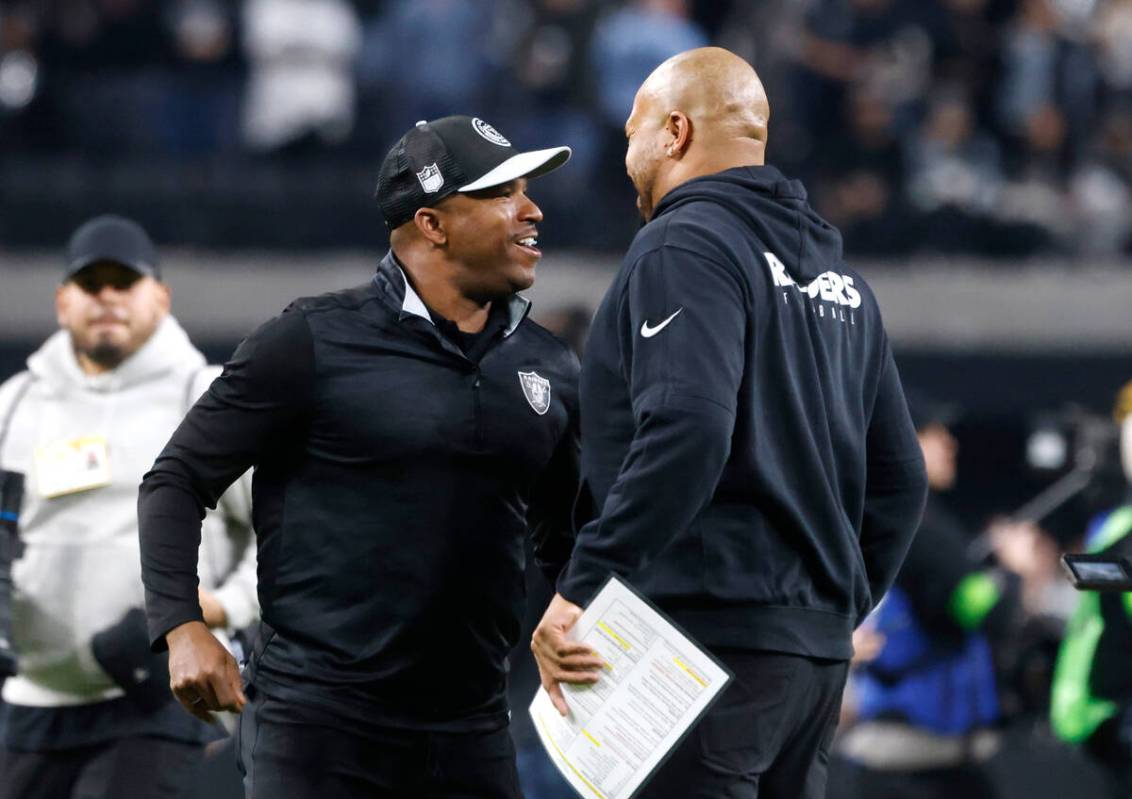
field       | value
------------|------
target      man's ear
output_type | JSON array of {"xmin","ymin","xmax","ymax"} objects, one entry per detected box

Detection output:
[
  {"xmin": 665, "ymin": 111, "xmax": 693, "ymax": 158},
  {"xmin": 155, "ymin": 280, "xmax": 172, "ymax": 317},
  {"xmin": 55, "ymin": 283, "xmax": 69, "ymax": 328},
  {"xmin": 413, "ymin": 208, "xmax": 447, "ymax": 246}
]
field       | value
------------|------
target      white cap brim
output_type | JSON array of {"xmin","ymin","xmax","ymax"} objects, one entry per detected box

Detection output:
[{"xmin": 458, "ymin": 146, "xmax": 572, "ymax": 192}]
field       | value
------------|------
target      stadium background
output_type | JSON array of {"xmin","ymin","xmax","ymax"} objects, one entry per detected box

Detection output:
[{"xmin": 2, "ymin": 0, "xmax": 1132, "ymax": 796}]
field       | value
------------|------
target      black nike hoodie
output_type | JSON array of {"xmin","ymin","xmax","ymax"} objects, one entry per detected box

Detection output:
[{"xmin": 557, "ymin": 165, "xmax": 927, "ymax": 659}]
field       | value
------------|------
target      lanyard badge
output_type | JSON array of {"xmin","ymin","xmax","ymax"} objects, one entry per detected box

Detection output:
[{"xmin": 33, "ymin": 435, "xmax": 112, "ymax": 499}]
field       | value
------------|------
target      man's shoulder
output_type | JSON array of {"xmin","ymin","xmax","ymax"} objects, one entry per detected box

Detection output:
[
  {"xmin": 0, "ymin": 369, "xmax": 34, "ymax": 416},
  {"xmin": 627, "ymin": 204, "xmax": 751, "ymax": 275},
  {"xmin": 0, "ymin": 368, "xmax": 32, "ymax": 393},
  {"xmin": 625, "ymin": 212, "xmax": 676, "ymax": 262},
  {"xmin": 514, "ymin": 319, "xmax": 581, "ymax": 376},
  {"xmin": 287, "ymin": 281, "xmax": 380, "ymax": 319},
  {"xmin": 252, "ymin": 282, "xmax": 385, "ymax": 351}
]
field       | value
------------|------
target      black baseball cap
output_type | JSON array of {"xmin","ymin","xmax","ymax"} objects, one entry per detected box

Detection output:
[
  {"xmin": 376, "ymin": 116, "xmax": 571, "ymax": 229},
  {"xmin": 63, "ymin": 215, "xmax": 160, "ymax": 281}
]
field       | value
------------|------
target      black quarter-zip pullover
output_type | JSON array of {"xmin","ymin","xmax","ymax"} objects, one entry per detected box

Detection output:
[{"xmin": 139, "ymin": 252, "xmax": 580, "ymax": 732}]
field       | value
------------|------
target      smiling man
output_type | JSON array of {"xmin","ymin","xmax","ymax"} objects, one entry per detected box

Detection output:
[
  {"xmin": 0, "ymin": 215, "xmax": 257, "ymax": 799},
  {"xmin": 137, "ymin": 117, "xmax": 580, "ymax": 798}
]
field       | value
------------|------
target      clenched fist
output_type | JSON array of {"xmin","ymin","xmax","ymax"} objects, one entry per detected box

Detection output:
[{"xmin": 165, "ymin": 620, "xmax": 246, "ymax": 723}]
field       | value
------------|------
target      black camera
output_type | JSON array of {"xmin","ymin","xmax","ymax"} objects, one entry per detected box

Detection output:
[
  {"xmin": 0, "ymin": 470, "xmax": 25, "ymax": 679},
  {"xmin": 1062, "ymin": 553, "xmax": 1132, "ymax": 591},
  {"xmin": 1017, "ymin": 408, "xmax": 1125, "ymax": 532}
]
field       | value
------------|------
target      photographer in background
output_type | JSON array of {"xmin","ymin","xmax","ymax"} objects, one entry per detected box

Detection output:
[
  {"xmin": 0, "ymin": 216, "xmax": 257, "ymax": 799},
  {"xmin": 833, "ymin": 396, "xmax": 1021, "ymax": 799},
  {"xmin": 1050, "ymin": 383, "xmax": 1132, "ymax": 796}
]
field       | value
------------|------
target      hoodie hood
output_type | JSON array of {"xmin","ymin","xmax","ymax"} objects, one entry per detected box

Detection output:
[
  {"xmin": 651, "ymin": 165, "xmax": 844, "ymax": 283},
  {"xmin": 27, "ymin": 315, "xmax": 205, "ymax": 393}
]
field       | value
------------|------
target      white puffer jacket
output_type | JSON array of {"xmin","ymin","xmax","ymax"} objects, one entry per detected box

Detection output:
[{"xmin": 0, "ymin": 316, "xmax": 256, "ymax": 707}]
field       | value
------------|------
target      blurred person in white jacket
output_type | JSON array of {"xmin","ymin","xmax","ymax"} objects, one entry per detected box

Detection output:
[
  {"xmin": 241, "ymin": 0, "xmax": 361, "ymax": 153},
  {"xmin": 0, "ymin": 215, "xmax": 257, "ymax": 799}
]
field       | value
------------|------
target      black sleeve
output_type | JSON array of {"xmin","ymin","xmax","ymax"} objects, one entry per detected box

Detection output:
[
  {"xmin": 90, "ymin": 608, "xmax": 172, "ymax": 711},
  {"xmin": 896, "ymin": 511, "xmax": 976, "ymax": 634},
  {"xmin": 858, "ymin": 343, "xmax": 929, "ymax": 617},
  {"xmin": 526, "ymin": 380, "xmax": 581, "ymax": 585},
  {"xmin": 557, "ymin": 246, "xmax": 744, "ymax": 605},
  {"xmin": 898, "ymin": 503, "xmax": 1021, "ymax": 638},
  {"xmin": 138, "ymin": 307, "xmax": 316, "ymax": 649}
]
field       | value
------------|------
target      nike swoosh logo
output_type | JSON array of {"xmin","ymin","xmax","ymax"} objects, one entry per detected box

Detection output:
[{"xmin": 641, "ymin": 308, "xmax": 683, "ymax": 338}]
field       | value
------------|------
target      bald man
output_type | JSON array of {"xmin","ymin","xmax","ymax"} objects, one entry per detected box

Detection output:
[{"xmin": 532, "ymin": 47, "xmax": 927, "ymax": 798}]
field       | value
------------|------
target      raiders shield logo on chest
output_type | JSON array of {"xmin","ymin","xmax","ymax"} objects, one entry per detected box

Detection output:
[{"xmin": 518, "ymin": 371, "xmax": 551, "ymax": 416}]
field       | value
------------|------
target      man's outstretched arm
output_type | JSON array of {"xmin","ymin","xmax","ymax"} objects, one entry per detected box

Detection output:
[{"xmin": 138, "ymin": 307, "xmax": 314, "ymax": 718}]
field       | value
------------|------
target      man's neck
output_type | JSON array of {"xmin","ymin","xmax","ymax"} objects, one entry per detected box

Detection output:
[
  {"xmin": 654, "ymin": 140, "xmax": 766, "ymax": 210},
  {"xmin": 395, "ymin": 251, "xmax": 492, "ymax": 333}
]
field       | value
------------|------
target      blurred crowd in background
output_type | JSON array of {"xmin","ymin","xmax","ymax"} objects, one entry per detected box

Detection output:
[
  {"xmin": 2, "ymin": 0, "xmax": 1132, "ymax": 254},
  {"xmin": 4, "ymin": 2, "xmax": 1132, "ymax": 799}
]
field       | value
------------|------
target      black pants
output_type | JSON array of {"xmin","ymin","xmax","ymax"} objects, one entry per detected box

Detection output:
[
  {"xmin": 236, "ymin": 687, "xmax": 522, "ymax": 799},
  {"xmin": 641, "ymin": 650, "xmax": 848, "ymax": 799},
  {"xmin": 0, "ymin": 735, "xmax": 202, "ymax": 799}
]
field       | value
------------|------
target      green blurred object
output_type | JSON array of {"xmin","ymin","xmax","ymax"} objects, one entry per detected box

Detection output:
[{"xmin": 1049, "ymin": 506, "xmax": 1132, "ymax": 744}]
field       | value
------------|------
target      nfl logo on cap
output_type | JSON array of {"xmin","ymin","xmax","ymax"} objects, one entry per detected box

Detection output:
[{"xmin": 416, "ymin": 163, "xmax": 444, "ymax": 193}]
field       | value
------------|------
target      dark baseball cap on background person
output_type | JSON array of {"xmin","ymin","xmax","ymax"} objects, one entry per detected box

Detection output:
[
  {"xmin": 376, "ymin": 116, "xmax": 571, "ymax": 229},
  {"xmin": 64, "ymin": 215, "xmax": 160, "ymax": 282}
]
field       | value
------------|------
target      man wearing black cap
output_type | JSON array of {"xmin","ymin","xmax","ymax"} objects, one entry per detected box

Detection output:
[
  {"xmin": 0, "ymin": 216, "xmax": 258, "ymax": 799},
  {"xmin": 137, "ymin": 117, "xmax": 585, "ymax": 798}
]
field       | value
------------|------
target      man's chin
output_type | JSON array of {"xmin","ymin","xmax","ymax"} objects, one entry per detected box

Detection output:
[
  {"xmin": 90, "ymin": 345, "xmax": 128, "ymax": 368},
  {"xmin": 508, "ymin": 271, "xmax": 536, "ymax": 294},
  {"xmin": 79, "ymin": 339, "xmax": 129, "ymax": 370}
]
